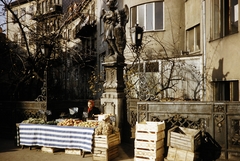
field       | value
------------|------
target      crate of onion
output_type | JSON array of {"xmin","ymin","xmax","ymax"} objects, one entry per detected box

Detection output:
[{"xmin": 92, "ymin": 117, "xmax": 121, "ymax": 161}]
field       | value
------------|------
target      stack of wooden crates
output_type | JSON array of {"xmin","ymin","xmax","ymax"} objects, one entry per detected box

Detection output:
[
  {"xmin": 135, "ymin": 121, "xmax": 165, "ymax": 161},
  {"xmin": 165, "ymin": 126, "xmax": 202, "ymax": 161},
  {"xmin": 93, "ymin": 132, "xmax": 121, "ymax": 161}
]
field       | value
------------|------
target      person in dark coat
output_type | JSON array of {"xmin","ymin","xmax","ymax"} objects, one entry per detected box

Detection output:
[{"xmin": 86, "ymin": 100, "xmax": 101, "ymax": 120}]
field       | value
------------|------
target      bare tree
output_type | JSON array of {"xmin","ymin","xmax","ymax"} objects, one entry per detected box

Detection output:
[
  {"xmin": 124, "ymin": 33, "xmax": 203, "ymax": 101},
  {"xmin": 0, "ymin": 0, "xmax": 97, "ymax": 101}
]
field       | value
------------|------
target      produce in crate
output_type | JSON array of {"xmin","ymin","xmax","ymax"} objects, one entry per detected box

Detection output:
[
  {"xmin": 57, "ymin": 119, "xmax": 99, "ymax": 128},
  {"xmin": 95, "ymin": 114, "xmax": 119, "ymax": 135},
  {"xmin": 21, "ymin": 117, "xmax": 46, "ymax": 124}
]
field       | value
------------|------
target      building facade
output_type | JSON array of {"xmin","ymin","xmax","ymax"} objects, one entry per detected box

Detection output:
[
  {"xmin": 6, "ymin": 0, "xmax": 98, "ymax": 101},
  {"xmin": 97, "ymin": 0, "xmax": 239, "ymax": 102},
  {"xmin": 5, "ymin": 0, "xmax": 240, "ymax": 102},
  {"xmin": 205, "ymin": 0, "xmax": 239, "ymax": 102},
  {"xmin": 97, "ymin": 0, "xmax": 204, "ymax": 101}
]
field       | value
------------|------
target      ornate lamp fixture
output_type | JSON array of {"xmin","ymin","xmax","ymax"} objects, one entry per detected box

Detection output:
[
  {"xmin": 41, "ymin": 44, "xmax": 51, "ymax": 59},
  {"xmin": 130, "ymin": 24, "xmax": 143, "ymax": 52}
]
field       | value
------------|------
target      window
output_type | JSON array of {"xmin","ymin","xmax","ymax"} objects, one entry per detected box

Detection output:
[
  {"xmin": 211, "ymin": 0, "xmax": 238, "ymax": 40},
  {"xmin": 186, "ymin": 25, "xmax": 200, "ymax": 53},
  {"xmin": 21, "ymin": 34, "xmax": 25, "ymax": 46},
  {"xmin": 20, "ymin": 8, "xmax": 26, "ymax": 21},
  {"xmin": 213, "ymin": 80, "xmax": 239, "ymax": 101},
  {"xmin": 90, "ymin": 2, "xmax": 95, "ymax": 17},
  {"xmin": 132, "ymin": 63, "xmax": 143, "ymax": 72},
  {"xmin": 29, "ymin": 5, "xmax": 34, "ymax": 18},
  {"xmin": 13, "ymin": 33, "xmax": 18, "ymax": 43},
  {"xmin": 68, "ymin": 29, "xmax": 71, "ymax": 40},
  {"xmin": 145, "ymin": 62, "xmax": 159, "ymax": 72},
  {"xmin": 42, "ymin": 1, "xmax": 45, "ymax": 14},
  {"xmin": 131, "ymin": 2, "xmax": 164, "ymax": 31},
  {"xmin": 28, "ymin": 32, "xmax": 35, "ymax": 45},
  {"xmin": 12, "ymin": 10, "xmax": 18, "ymax": 23}
]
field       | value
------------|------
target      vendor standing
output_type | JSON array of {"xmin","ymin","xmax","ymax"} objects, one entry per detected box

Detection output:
[{"xmin": 84, "ymin": 100, "xmax": 101, "ymax": 120}]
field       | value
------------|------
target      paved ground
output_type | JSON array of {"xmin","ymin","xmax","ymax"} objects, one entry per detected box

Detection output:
[{"xmin": 0, "ymin": 138, "xmax": 134, "ymax": 161}]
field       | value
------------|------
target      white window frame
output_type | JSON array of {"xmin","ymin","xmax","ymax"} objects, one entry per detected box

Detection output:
[
  {"xmin": 186, "ymin": 25, "xmax": 200, "ymax": 53},
  {"xmin": 131, "ymin": 2, "xmax": 164, "ymax": 31}
]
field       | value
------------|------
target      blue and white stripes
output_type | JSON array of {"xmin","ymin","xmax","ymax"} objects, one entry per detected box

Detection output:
[{"xmin": 19, "ymin": 123, "xmax": 95, "ymax": 152}]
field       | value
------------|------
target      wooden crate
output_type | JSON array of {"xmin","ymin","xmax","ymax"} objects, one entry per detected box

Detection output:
[
  {"xmin": 65, "ymin": 149, "xmax": 81, "ymax": 155},
  {"xmin": 93, "ymin": 145, "xmax": 119, "ymax": 161},
  {"xmin": 135, "ymin": 131, "xmax": 165, "ymax": 141},
  {"xmin": 135, "ymin": 147, "xmax": 164, "ymax": 159},
  {"xmin": 41, "ymin": 147, "xmax": 61, "ymax": 153},
  {"xmin": 94, "ymin": 132, "xmax": 120, "ymax": 148},
  {"xmin": 134, "ymin": 155, "xmax": 164, "ymax": 161},
  {"xmin": 135, "ymin": 139, "xmax": 164, "ymax": 149},
  {"xmin": 136, "ymin": 121, "xmax": 165, "ymax": 132},
  {"xmin": 167, "ymin": 126, "xmax": 201, "ymax": 152},
  {"xmin": 166, "ymin": 147, "xmax": 200, "ymax": 161},
  {"xmin": 166, "ymin": 147, "xmax": 177, "ymax": 160}
]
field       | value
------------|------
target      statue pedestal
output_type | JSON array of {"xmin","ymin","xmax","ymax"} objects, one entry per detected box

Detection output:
[{"xmin": 101, "ymin": 61, "xmax": 126, "ymax": 129}]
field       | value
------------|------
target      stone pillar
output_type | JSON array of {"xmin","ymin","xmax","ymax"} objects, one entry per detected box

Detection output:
[
  {"xmin": 101, "ymin": 61, "xmax": 126, "ymax": 129},
  {"xmin": 100, "ymin": 0, "xmax": 129, "ymax": 129}
]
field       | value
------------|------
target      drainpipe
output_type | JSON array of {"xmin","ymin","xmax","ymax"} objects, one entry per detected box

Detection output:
[{"xmin": 202, "ymin": 0, "xmax": 206, "ymax": 101}]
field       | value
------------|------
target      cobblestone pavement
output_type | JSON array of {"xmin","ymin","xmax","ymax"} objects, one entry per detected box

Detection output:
[{"xmin": 0, "ymin": 138, "xmax": 134, "ymax": 161}]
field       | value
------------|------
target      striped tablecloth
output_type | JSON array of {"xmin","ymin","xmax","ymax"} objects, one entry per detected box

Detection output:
[{"xmin": 19, "ymin": 123, "xmax": 95, "ymax": 152}]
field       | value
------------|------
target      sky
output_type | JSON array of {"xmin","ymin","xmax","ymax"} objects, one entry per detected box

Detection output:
[{"xmin": 0, "ymin": 1, "xmax": 5, "ymax": 31}]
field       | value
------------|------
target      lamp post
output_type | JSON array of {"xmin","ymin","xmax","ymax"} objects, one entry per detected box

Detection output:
[
  {"xmin": 39, "ymin": 44, "xmax": 50, "ymax": 121},
  {"xmin": 40, "ymin": 44, "xmax": 49, "ymax": 102},
  {"xmin": 130, "ymin": 24, "xmax": 144, "ymax": 99},
  {"xmin": 130, "ymin": 24, "xmax": 144, "ymax": 69}
]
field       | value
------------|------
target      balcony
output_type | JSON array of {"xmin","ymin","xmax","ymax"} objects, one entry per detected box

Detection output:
[{"xmin": 32, "ymin": 4, "xmax": 62, "ymax": 21}]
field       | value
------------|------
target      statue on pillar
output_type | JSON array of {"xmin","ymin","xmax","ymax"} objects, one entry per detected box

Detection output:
[{"xmin": 101, "ymin": 0, "xmax": 129, "ymax": 63}]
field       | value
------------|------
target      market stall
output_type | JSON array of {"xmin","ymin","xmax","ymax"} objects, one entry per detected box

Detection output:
[
  {"xmin": 19, "ymin": 123, "xmax": 94, "ymax": 152},
  {"xmin": 16, "ymin": 113, "xmax": 120, "ymax": 160}
]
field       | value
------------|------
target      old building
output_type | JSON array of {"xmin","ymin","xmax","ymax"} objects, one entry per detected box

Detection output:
[
  {"xmin": 204, "ymin": 0, "xmax": 239, "ymax": 101},
  {"xmin": 5, "ymin": 0, "xmax": 98, "ymax": 101},
  {"xmin": 5, "ymin": 0, "xmax": 240, "ymax": 102},
  {"xmin": 97, "ymin": 0, "xmax": 203, "ymax": 101},
  {"xmin": 96, "ymin": 0, "xmax": 239, "ymax": 102}
]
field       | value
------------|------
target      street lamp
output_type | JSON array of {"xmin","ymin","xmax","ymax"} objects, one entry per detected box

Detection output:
[
  {"xmin": 38, "ymin": 44, "xmax": 50, "ymax": 121},
  {"xmin": 40, "ymin": 44, "xmax": 50, "ymax": 100},
  {"xmin": 130, "ymin": 24, "xmax": 144, "ymax": 100},
  {"xmin": 41, "ymin": 44, "xmax": 50, "ymax": 59},
  {"xmin": 130, "ymin": 24, "xmax": 144, "ymax": 52}
]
